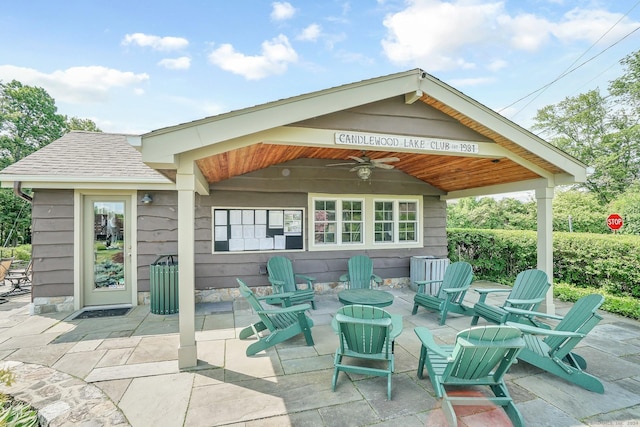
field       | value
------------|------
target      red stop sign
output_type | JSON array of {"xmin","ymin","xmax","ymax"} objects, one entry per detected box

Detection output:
[{"xmin": 607, "ymin": 213, "xmax": 623, "ymax": 230}]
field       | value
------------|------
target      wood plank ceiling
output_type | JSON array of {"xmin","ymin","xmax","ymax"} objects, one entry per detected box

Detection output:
[{"xmin": 190, "ymin": 96, "xmax": 565, "ymax": 194}]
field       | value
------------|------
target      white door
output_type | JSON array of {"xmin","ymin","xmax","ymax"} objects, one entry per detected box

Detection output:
[{"xmin": 83, "ymin": 196, "xmax": 132, "ymax": 306}]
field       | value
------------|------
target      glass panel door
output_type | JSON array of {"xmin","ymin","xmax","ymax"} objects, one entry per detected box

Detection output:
[{"xmin": 84, "ymin": 196, "xmax": 131, "ymax": 306}]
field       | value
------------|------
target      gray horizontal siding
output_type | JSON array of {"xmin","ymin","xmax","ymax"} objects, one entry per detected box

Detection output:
[{"xmin": 31, "ymin": 190, "xmax": 74, "ymax": 298}]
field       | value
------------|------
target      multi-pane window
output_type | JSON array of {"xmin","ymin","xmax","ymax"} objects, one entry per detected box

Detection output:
[
  {"xmin": 398, "ymin": 201, "xmax": 418, "ymax": 242},
  {"xmin": 341, "ymin": 200, "xmax": 363, "ymax": 243},
  {"xmin": 311, "ymin": 195, "xmax": 420, "ymax": 248},
  {"xmin": 374, "ymin": 201, "xmax": 394, "ymax": 242},
  {"xmin": 314, "ymin": 199, "xmax": 363, "ymax": 245},
  {"xmin": 314, "ymin": 200, "xmax": 336, "ymax": 244}
]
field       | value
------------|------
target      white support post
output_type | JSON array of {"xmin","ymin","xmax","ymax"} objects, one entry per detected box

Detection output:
[
  {"xmin": 176, "ymin": 171, "xmax": 197, "ymax": 369},
  {"xmin": 536, "ymin": 186, "xmax": 555, "ymax": 314}
]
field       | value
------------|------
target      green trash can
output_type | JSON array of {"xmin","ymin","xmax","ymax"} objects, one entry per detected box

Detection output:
[{"xmin": 149, "ymin": 254, "xmax": 178, "ymax": 314}]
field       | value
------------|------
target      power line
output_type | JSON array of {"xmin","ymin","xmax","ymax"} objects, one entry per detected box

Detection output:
[{"xmin": 500, "ymin": 1, "xmax": 640, "ymax": 117}]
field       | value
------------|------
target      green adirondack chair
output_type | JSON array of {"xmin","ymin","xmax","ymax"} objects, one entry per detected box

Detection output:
[
  {"xmin": 332, "ymin": 305, "xmax": 396, "ymax": 400},
  {"xmin": 412, "ymin": 261, "xmax": 474, "ymax": 325},
  {"xmin": 471, "ymin": 269, "xmax": 550, "ymax": 327},
  {"xmin": 265, "ymin": 256, "xmax": 316, "ymax": 309},
  {"xmin": 237, "ymin": 279, "xmax": 314, "ymax": 357},
  {"xmin": 415, "ymin": 325, "xmax": 525, "ymax": 427},
  {"xmin": 506, "ymin": 293, "xmax": 605, "ymax": 393},
  {"xmin": 339, "ymin": 255, "xmax": 382, "ymax": 289}
]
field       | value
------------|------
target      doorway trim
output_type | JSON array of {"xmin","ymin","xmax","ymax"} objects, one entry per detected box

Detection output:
[{"xmin": 74, "ymin": 190, "xmax": 138, "ymax": 311}]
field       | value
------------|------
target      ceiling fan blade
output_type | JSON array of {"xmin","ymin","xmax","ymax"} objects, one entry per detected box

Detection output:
[
  {"xmin": 326, "ymin": 162, "xmax": 357, "ymax": 167},
  {"xmin": 372, "ymin": 157, "xmax": 399, "ymax": 163},
  {"xmin": 373, "ymin": 163, "xmax": 395, "ymax": 170},
  {"xmin": 347, "ymin": 156, "xmax": 367, "ymax": 163}
]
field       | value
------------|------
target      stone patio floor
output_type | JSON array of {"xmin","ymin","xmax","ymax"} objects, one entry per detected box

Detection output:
[{"xmin": 0, "ymin": 282, "xmax": 638, "ymax": 426}]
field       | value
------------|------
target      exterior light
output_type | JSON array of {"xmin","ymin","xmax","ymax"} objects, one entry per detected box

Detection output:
[
  {"xmin": 356, "ymin": 166, "xmax": 372, "ymax": 180},
  {"xmin": 141, "ymin": 193, "xmax": 153, "ymax": 204}
]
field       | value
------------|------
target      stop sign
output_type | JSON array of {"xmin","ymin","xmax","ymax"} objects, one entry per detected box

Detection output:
[{"xmin": 607, "ymin": 213, "xmax": 623, "ymax": 231}]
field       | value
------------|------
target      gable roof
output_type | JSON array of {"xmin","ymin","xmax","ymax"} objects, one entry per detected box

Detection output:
[
  {"xmin": 0, "ymin": 131, "xmax": 172, "ymax": 188},
  {"xmin": 138, "ymin": 68, "xmax": 587, "ymax": 198}
]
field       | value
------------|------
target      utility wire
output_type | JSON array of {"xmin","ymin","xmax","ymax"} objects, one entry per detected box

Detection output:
[{"xmin": 500, "ymin": 1, "xmax": 640, "ymax": 117}]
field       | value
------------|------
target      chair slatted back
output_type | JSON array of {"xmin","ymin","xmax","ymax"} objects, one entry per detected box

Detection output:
[
  {"xmin": 336, "ymin": 305, "xmax": 392, "ymax": 356},
  {"xmin": 545, "ymin": 294, "xmax": 604, "ymax": 360},
  {"xmin": 507, "ymin": 269, "xmax": 550, "ymax": 309},
  {"xmin": 347, "ymin": 255, "xmax": 375, "ymax": 289},
  {"xmin": 267, "ymin": 256, "xmax": 296, "ymax": 292},
  {"xmin": 444, "ymin": 326, "xmax": 524, "ymax": 382},
  {"xmin": 435, "ymin": 261, "xmax": 473, "ymax": 302},
  {"xmin": 238, "ymin": 280, "xmax": 276, "ymax": 331}
]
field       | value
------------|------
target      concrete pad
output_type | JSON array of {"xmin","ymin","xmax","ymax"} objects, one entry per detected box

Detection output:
[
  {"xmin": 224, "ymin": 338, "xmax": 283, "ymax": 381},
  {"xmin": 185, "ymin": 370, "xmax": 360, "ymax": 426},
  {"xmin": 281, "ymin": 354, "xmax": 333, "ymax": 374},
  {"xmin": 93, "ymin": 378, "xmax": 132, "ymax": 404},
  {"xmin": 317, "ymin": 400, "xmax": 380, "ymax": 427},
  {"xmin": 514, "ymin": 373, "xmax": 640, "ymax": 419},
  {"xmin": 518, "ymin": 398, "xmax": 582, "ymax": 426},
  {"xmin": 192, "ymin": 368, "xmax": 225, "ymax": 387},
  {"xmin": 195, "ymin": 327, "xmax": 235, "ymax": 341},
  {"xmin": 67, "ymin": 339, "xmax": 103, "ymax": 353},
  {"xmin": 119, "ymin": 372, "xmax": 193, "ymax": 427},
  {"xmin": 356, "ymin": 373, "xmax": 437, "ymax": 419},
  {"xmin": 96, "ymin": 335, "xmax": 142, "ymax": 350},
  {"xmin": 0, "ymin": 332, "xmax": 61, "ymax": 350},
  {"xmin": 6, "ymin": 342, "xmax": 74, "ymax": 366},
  {"xmin": 585, "ymin": 403, "xmax": 640, "ymax": 426},
  {"xmin": 195, "ymin": 339, "xmax": 225, "ymax": 368},
  {"xmin": 572, "ymin": 346, "xmax": 640, "ymax": 381},
  {"xmin": 202, "ymin": 312, "xmax": 235, "ymax": 329},
  {"xmin": 127, "ymin": 334, "xmax": 179, "ymax": 364},
  {"xmin": 84, "ymin": 360, "xmax": 178, "ymax": 382},
  {"xmin": 95, "ymin": 347, "xmax": 134, "ymax": 368},
  {"xmin": 52, "ymin": 349, "xmax": 107, "ymax": 378}
]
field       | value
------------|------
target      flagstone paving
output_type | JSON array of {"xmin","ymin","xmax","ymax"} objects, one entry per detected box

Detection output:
[{"xmin": 0, "ymin": 283, "xmax": 638, "ymax": 426}]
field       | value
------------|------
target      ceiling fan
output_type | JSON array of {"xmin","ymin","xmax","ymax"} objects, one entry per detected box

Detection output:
[{"xmin": 326, "ymin": 151, "xmax": 400, "ymax": 180}]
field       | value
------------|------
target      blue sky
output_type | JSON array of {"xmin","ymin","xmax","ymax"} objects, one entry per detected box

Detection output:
[{"xmin": 1, "ymin": 0, "xmax": 639, "ymax": 135}]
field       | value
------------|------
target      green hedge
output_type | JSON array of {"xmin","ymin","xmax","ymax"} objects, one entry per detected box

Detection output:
[{"xmin": 447, "ymin": 228, "xmax": 640, "ymax": 298}]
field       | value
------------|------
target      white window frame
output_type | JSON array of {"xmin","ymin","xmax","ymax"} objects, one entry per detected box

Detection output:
[
  {"xmin": 309, "ymin": 194, "xmax": 422, "ymax": 251},
  {"xmin": 373, "ymin": 198, "xmax": 420, "ymax": 245}
]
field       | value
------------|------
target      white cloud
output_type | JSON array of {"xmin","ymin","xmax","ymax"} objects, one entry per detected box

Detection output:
[
  {"xmin": 487, "ymin": 59, "xmax": 508, "ymax": 72},
  {"xmin": 298, "ymin": 24, "xmax": 322, "ymax": 42},
  {"xmin": 381, "ymin": 0, "xmax": 640, "ymax": 72},
  {"xmin": 381, "ymin": 0, "xmax": 504, "ymax": 71},
  {"xmin": 122, "ymin": 33, "xmax": 189, "ymax": 51},
  {"xmin": 271, "ymin": 2, "xmax": 296, "ymax": 21},
  {"xmin": 208, "ymin": 34, "xmax": 298, "ymax": 80},
  {"xmin": 0, "ymin": 65, "xmax": 149, "ymax": 103},
  {"xmin": 158, "ymin": 56, "xmax": 191, "ymax": 70},
  {"xmin": 552, "ymin": 8, "xmax": 639, "ymax": 45}
]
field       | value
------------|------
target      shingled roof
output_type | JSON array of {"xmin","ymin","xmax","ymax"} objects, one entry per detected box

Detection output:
[{"xmin": 0, "ymin": 131, "xmax": 170, "ymax": 184}]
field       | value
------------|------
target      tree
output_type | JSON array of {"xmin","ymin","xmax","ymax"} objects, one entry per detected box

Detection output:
[
  {"xmin": 0, "ymin": 80, "xmax": 101, "ymax": 245},
  {"xmin": 552, "ymin": 190, "xmax": 608, "ymax": 233},
  {"xmin": 608, "ymin": 184, "xmax": 640, "ymax": 235},
  {"xmin": 0, "ymin": 80, "xmax": 66, "ymax": 165}
]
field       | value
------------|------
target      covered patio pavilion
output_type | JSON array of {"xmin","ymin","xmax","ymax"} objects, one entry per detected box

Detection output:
[{"xmin": 135, "ymin": 69, "xmax": 588, "ymax": 368}]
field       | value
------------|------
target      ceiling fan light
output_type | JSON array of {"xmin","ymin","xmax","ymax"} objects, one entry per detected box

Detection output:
[{"xmin": 357, "ymin": 166, "xmax": 372, "ymax": 180}]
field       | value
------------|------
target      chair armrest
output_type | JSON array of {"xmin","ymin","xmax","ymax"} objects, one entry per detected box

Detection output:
[
  {"xmin": 256, "ymin": 291, "xmax": 297, "ymax": 307},
  {"xmin": 294, "ymin": 273, "xmax": 316, "ymax": 284},
  {"xmin": 339, "ymin": 274, "xmax": 349, "ymax": 282},
  {"xmin": 257, "ymin": 303, "xmax": 312, "ymax": 316},
  {"xmin": 506, "ymin": 322, "xmax": 585, "ymax": 338},
  {"xmin": 414, "ymin": 327, "xmax": 451, "ymax": 360},
  {"xmin": 474, "ymin": 288, "xmax": 511, "ymax": 295},
  {"xmin": 474, "ymin": 288, "xmax": 510, "ymax": 303},
  {"xmin": 503, "ymin": 306, "xmax": 563, "ymax": 321},
  {"xmin": 415, "ymin": 279, "xmax": 443, "ymax": 293},
  {"xmin": 441, "ymin": 285, "xmax": 471, "ymax": 294},
  {"xmin": 505, "ymin": 297, "xmax": 544, "ymax": 306},
  {"xmin": 372, "ymin": 274, "xmax": 383, "ymax": 284},
  {"xmin": 267, "ymin": 278, "xmax": 286, "ymax": 294}
]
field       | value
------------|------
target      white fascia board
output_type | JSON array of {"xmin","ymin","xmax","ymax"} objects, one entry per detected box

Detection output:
[
  {"xmin": 418, "ymin": 76, "xmax": 587, "ymax": 179},
  {"xmin": 0, "ymin": 175, "xmax": 175, "ymax": 190},
  {"xmin": 142, "ymin": 72, "xmax": 423, "ymax": 159},
  {"xmin": 442, "ymin": 178, "xmax": 551, "ymax": 200}
]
